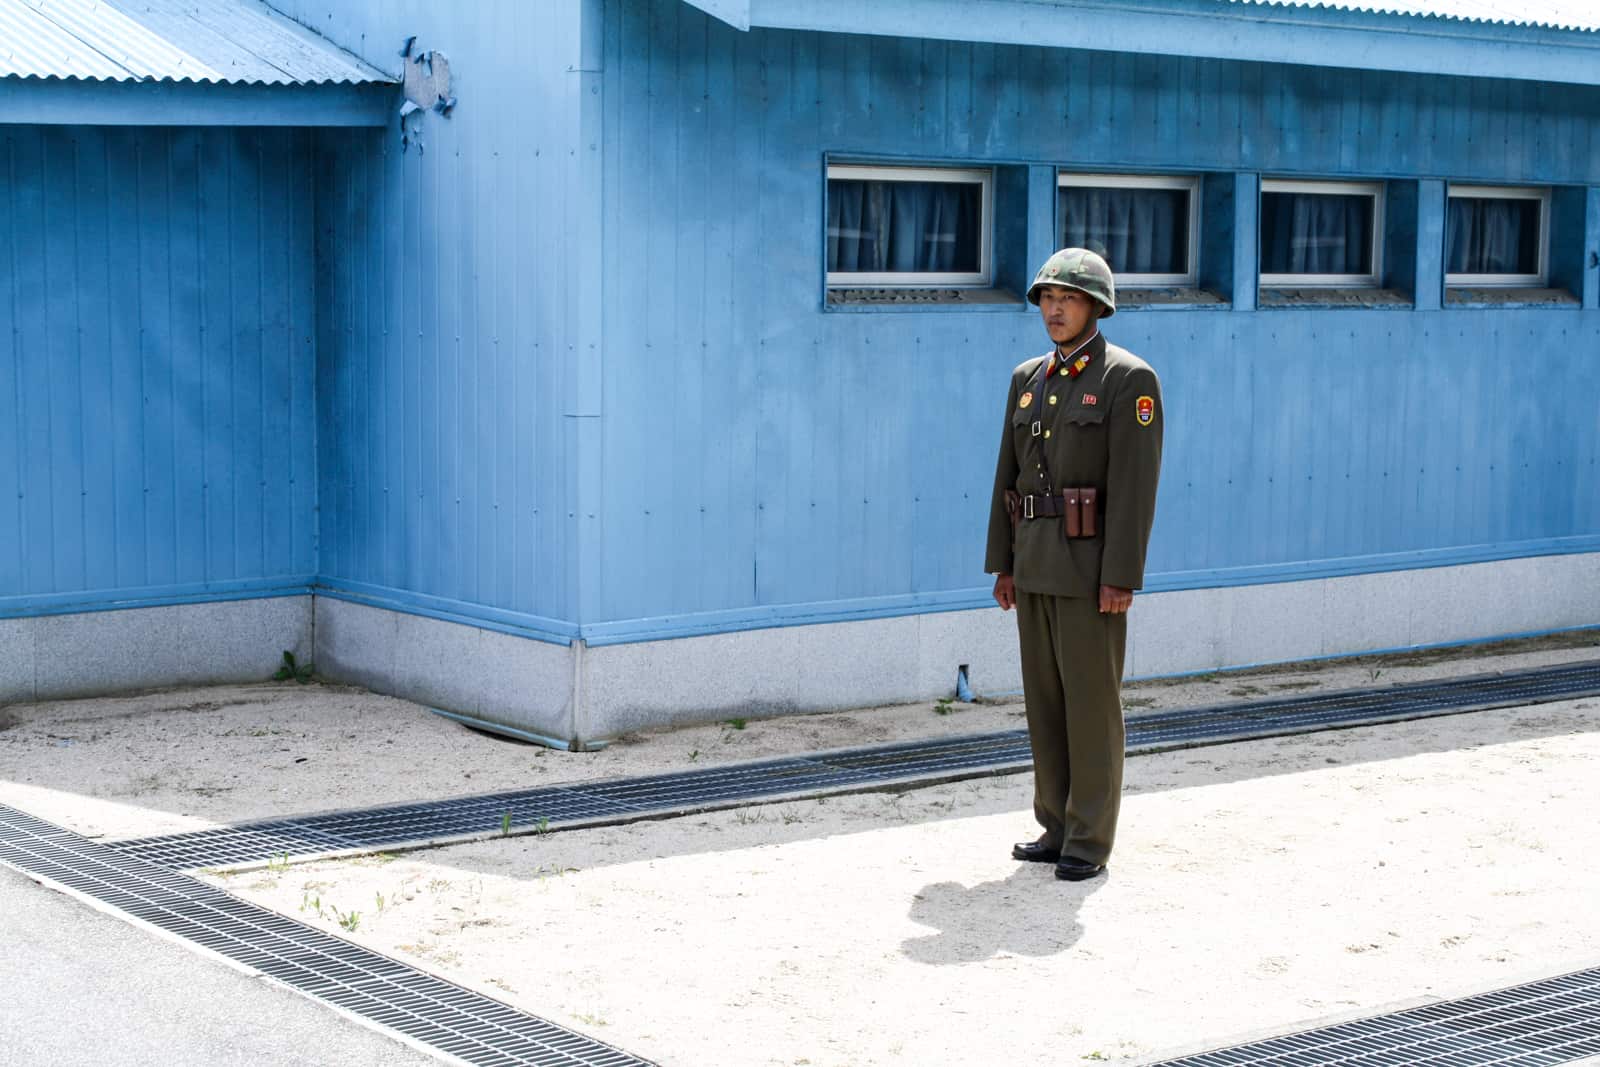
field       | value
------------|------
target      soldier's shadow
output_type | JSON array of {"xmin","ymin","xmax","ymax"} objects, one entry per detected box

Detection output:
[{"xmin": 901, "ymin": 864, "xmax": 1105, "ymax": 965}]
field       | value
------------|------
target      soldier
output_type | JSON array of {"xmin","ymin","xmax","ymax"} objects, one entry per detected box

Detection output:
[{"xmin": 985, "ymin": 248, "xmax": 1163, "ymax": 882}]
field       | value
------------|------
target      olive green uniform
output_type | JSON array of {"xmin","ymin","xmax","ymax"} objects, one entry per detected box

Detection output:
[{"xmin": 985, "ymin": 332, "xmax": 1163, "ymax": 865}]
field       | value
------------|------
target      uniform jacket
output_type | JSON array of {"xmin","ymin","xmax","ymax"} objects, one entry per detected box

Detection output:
[{"xmin": 984, "ymin": 332, "xmax": 1163, "ymax": 597}]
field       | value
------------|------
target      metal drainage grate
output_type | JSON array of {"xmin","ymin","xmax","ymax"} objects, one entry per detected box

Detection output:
[
  {"xmin": 1149, "ymin": 965, "xmax": 1600, "ymax": 1066},
  {"xmin": 0, "ymin": 804, "xmax": 652, "ymax": 1067},
  {"xmin": 114, "ymin": 659, "xmax": 1600, "ymax": 871}
]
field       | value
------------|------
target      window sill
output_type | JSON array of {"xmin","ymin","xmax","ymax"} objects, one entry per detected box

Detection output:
[
  {"xmin": 1445, "ymin": 287, "xmax": 1579, "ymax": 309},
  {"xmin": 1258, "ymin": 287, "xmax": 1412, "ymax": 309},
  {"xmin": 824, "ymin": 287, "xmax": 1025, "ymax": 312},
  {"xmin": 1118, "ymin": 287, "xmax": 1229, "ymax": 310}
]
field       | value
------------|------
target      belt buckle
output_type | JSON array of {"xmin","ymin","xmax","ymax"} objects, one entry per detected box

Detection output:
[
  {"xmin": 1031, "ymin": 420, "xmax": 1042, "ymax": 437},
  {"xmin": 1023, "ymin": 495, "xmax": 1035, "ymax": 519}
]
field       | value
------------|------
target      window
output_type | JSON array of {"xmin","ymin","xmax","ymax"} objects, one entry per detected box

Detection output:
[
  {"xmin": 826, "ymin": 164, "xmax": 991, "ymax": 287},
  {"xmin": 1057, "ymin": 173, "xmax": 1199, "ymax": 286},
  {"xmin": 1260, "ymin": 179, "xmax": 1384, "ymax": 286},
  {"xmin": 1446, "ymin": 185, "xmax": 1548, "ymax": 286}
]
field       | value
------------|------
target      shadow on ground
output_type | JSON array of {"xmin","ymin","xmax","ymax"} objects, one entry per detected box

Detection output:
[{"xmin": 902, "ymin": 864, "xmax": 1106, "ymax": 963}]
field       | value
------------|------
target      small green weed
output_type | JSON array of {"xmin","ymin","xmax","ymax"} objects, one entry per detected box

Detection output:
[
  {"xmin": 332, "ymin": 905, "xmax": 361, "ymax": 932},
  {"xmin": 273, "ymin": 650, "xmax": 314, "ymax": 684},
  {"xmin": 500, "ymin": 811, "xmax": 512, "ymax": 836},
  {"xmin": 533, "ymin": 864, "xmax": 580, "ymax": 880},
  {"xmin": 687, "ymin": 749, "xmax": 700, "ymax": 762},
  {"xmin": 533, "ymin": 816, "xmax": 551, "ymax": 835},
  {"xmin": 266, "ymin": 851, "xmax": 291, "ymax": 874},
  {"xmin": 723, "ymin": 717, "xmax": 748, "ymax": 730},
  {"xmin": 933, "ymin": 698, "xmax": 954, "ymax": 716}
]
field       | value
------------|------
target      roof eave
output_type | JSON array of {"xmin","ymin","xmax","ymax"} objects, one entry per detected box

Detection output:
[
  {"xmin": 712, "ymin": 0, "xmax": 1600, "ymax": 87},
  {"xmin": 0, "ymin": 76, "xmax": 397, "ymax": 126}
]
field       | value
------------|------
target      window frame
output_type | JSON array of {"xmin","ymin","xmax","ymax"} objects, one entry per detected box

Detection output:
[
  {"xmin": 1055, "ymin": 172, "xmax": 1201, "ymax": 287},
  {"xmin": 1259, "ymin": 178, "xmax": 1386, "ymax": 288},
  {"xmin": 1444, "ymin": 184, "xmax": 1550, "ymax": 288},
  {"xmin": 824, "ymin": 163, "xmax": 994, "ymax": 288}
]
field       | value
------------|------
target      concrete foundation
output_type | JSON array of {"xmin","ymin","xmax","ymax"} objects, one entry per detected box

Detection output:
[
  {"xmin": 0, "ymin": 596, "xmax": 312, "ymax": 704},
  {"xmin": 3, "ymin": 552, "xmax": 1596, "ymax": 744}
]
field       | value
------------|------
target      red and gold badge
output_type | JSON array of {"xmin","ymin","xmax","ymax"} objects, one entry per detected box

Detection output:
[
  {"xmin": 1081, "ymin": 393, "xmax": 1098, "ymax": 406},
  {"xmin": 1136, "ymin": 395, "xmax": 1155, "ymax": 426},
  {"xmin": 1019, "ymin": 392, "xmax": 1034, "ymax": 409}
]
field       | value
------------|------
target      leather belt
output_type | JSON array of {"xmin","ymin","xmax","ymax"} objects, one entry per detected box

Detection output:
[
  {"xmin": 1014, "ymin": 493, "xmax": 1106, "ymax": 519},
  {"xmin": 1018, "ymin": 493, "xmax": 1065, "ymax": 519}
]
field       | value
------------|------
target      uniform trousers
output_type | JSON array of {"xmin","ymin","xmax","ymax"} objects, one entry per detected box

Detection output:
[{"xmin": 1015, "ymin": 588, "xmax": 1128, "ymax": 866}]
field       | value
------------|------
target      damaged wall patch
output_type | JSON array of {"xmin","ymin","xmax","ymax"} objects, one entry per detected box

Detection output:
[{"xmin": 398, "ymin": 36, "xmax": 456, "ymax": 153}]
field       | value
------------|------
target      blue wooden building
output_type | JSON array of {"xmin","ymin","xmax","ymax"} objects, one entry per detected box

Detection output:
[{"xmin": 3, "ymin": 0, "xmax": 1598, "ymax": 745}]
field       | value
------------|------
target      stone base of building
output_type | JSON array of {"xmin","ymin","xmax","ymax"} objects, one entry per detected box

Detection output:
[
  {"xmin": 4, "ymin": 553, "xmax": 1596, "ymax": 745},
  {"xmin": 0, "ymin": 596, "xmax": 312, "ymax": 704}
]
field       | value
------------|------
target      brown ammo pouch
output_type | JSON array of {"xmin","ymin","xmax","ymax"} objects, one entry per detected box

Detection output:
[{"xmin": 1062, "ymin": 487, "xmax": 1098, "ymax": 539}]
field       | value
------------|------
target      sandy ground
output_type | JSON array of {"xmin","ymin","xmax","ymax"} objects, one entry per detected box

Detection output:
[
  {"xmin": 1, "ymin": 631, "xmax": 1598, "ymax": 1065},
  {"xmin": 1, "ymin": 630, "xmax": 1596, "ymax": 842}
]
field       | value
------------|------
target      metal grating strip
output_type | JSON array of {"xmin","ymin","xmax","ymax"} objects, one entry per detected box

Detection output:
[
  {"xmin": 0, "ymin": 805, "xmax": 653, "ymax": 1067},
  {"xmin": 1148, "ymin": 968, "xmax": 1600, "ymax": 1066},
  {"xmin": 112, "ymin": 659, "xmax": 1600, "ymax": 871}
]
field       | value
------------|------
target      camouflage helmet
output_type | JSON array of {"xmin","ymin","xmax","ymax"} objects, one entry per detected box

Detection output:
[{"xmin": 1026, "ymin": 247, "xmax": 1116, "ymax": 317}]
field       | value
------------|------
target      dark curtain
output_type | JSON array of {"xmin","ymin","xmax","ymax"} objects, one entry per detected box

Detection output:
[
  {"xmin": 1446, "ymin": 197, "xmax": 1540, "ymax": 276},
  {"xmin": 1260, "ymin": 192, "xmax": 1373, "ymax": 276},
  {"xmin": 1058, "ymin": 186, "xmax": 1187, "ymax": 275},
  {"xmin": 827, "ymin": 179, "xmax": 982, "ymax": 274}
]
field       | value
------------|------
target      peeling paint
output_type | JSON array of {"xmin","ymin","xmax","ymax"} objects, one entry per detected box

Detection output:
[
  {"xmin": 1445, "ymin": 287, "xmax": 1579, "ymax": 307},
  {"xmin": 825, "ymin": 287, "xmax": 1020, "ymax": 306},
  {"xmin": 1258, "ymin": 287, "xmax": 1413, "ymax": 308},
  {"xmin": 398, "ymin": 39, "xmax": 455, "ymax": 153}
]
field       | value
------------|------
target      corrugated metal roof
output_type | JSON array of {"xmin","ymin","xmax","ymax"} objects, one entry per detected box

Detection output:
[
  {"xmin": 0, "ymin": 0, "xmax": 394, "ymax": 84},
  {"xmin": 1227, "ymin": 0, "xmax": 1600, "ymax": 33}
]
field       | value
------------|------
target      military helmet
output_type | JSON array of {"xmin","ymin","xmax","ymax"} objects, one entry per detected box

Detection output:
[{"xmin": 1026, "ymin": 247, "xmax": 1116, "ymax": 317}]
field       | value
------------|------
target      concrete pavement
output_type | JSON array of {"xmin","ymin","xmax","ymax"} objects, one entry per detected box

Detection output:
[{"xmin": 0, "ymin": 865, "xmax": 442, "ymax": 1067}]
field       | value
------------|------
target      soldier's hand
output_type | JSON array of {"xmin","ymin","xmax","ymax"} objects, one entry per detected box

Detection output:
[
  {"xmin": 993, "ymin": 574, "xmax": 1016, "ymax": 611},
  {"xmin": 1098, "ymin": 584, "xmax": 1133, "ymax": 614}
]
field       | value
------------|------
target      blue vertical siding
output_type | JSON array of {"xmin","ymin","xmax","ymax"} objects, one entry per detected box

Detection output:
[
  {"xmin": 0, "ymin": 125, "xmax": 317, "ymax": 612},
  {"xmin": 288, "ymin": 0, "xmax": 591, "ymax": 636},
  {"xmin": 7, "ymin": 0, "xmax": 1596, "ymax": 650},
  {"xmin": 589, "ymin": 0, "xmax": 1600, "ymax": 632}
]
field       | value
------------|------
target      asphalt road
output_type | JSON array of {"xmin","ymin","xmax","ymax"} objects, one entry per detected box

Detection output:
[{"xmin": 0, "ymin": 865, "xmax": 442, "ymax": 1067}]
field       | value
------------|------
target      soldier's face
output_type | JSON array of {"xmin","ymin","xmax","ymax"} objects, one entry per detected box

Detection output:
[{"xmin": 1038, "ymin": 288, "xmax": 1098, "ymax": 346}]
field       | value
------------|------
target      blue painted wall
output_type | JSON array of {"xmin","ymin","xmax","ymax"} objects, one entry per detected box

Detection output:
[
  {"xmin": 278, "ymin": 0, "xmax": 597, "ymax": 640},
  {"xmin": 6, "ymin": 0, "xmax": 1597, "ymax": 652},
  {"xmin": 0, "ymin": 125, "xmax": 318, "ymax": 615},
  {"xmin": 586, "ymin": 0, "xmax": 1600, "ymax": 638}
]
